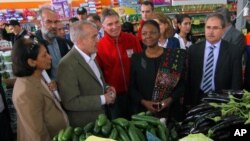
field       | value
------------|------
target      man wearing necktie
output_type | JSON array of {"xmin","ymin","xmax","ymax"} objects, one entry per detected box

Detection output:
[{"xmin": 185, "ymin": 13, "xmax": 242, "ymax": 108}]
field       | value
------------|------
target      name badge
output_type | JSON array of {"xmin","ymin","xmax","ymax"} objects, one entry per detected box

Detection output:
[{"xmin": 126, "ymin": 49, "xmax": 134, "ymax": 58}]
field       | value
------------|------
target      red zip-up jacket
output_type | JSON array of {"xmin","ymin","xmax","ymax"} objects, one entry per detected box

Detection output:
[{"xmin": 97, "ymin": 32, "xmax": 142, "ymax": 94}]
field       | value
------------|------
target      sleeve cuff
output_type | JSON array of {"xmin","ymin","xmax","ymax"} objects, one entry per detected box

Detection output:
[{"xmin": 100, "ymin": 95, "xmax": 106, "ymax": 105}]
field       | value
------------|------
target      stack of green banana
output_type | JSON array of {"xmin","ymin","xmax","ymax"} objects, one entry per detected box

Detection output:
[{"xmin": 53, "ymin": 111, "xmax": 172, "ymax": 141}]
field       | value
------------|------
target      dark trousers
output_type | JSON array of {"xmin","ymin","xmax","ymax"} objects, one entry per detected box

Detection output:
[
  {"xmin": 109, "ymin": 93, "xmax": 130, "ymax": 120},
  {"xmin": 0, "ymin": 109, "xmax": 13, "ymax": 141}
]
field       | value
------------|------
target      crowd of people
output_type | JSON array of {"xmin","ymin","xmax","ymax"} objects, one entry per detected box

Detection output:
[{"xmin": 0, "ymin": 1, "xmax": 248, "ymax": 141}]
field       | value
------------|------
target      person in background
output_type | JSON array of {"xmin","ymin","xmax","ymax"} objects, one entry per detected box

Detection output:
[
  {"xmin": 65, "ymin": 17, "xmax": 79, "ymax": 41},
  {"xmin": 57, "ymin": 22, "xmax": 66, "ymax": 39},
  {"xmin": 153, "ymin": 12, "xmax": 180, "ymax": 48},
  {"xmin": 76, "ymin": 7, "xmax": 88, "ymax": 21},
  {"xmin": 57, "ymin": 21, "xmax": 116, "ymax": 126},
  {"xmin": 174, "ymin": 14, "xmax": 193, "ymax": 50},
  {"xmin": 87, "ymin": 13, "xmax": 104, "ymax": 39},
  {"xmin": 12, "ymin": 38, "xmax": 68, "ymax": 141},
  {"xmin": 8, "ymin": 20, "xmax": 28, "ymax": 44},
  {"xmin": 185, "ymin": 13, "xmax": 242, "ymax": 108},
  {"xmin": 122, "ymin": 22, "xmax": 135, "ymax": 35},
  {"xmin": 129, "ymin": 20, "xmax": 186, "ymax": 121},
  {"xmin": 97, "ymin": 8, "xmax": 142, "ymax": 119},
  {"xmin": 172, "ymin": 15, "xmax": 178, "ymax": 33},
  {"xmin": 137, "ymin": 1, "xmax": 155, "ymax": 47},
  {"xmin": 0, "ymin": 21, "xmax": 13, "ymax": 41},
  {"xmin": 215, "ymin": 7, "xmax": 245, "ymax": 53},
  {"xmin": 0, "ymin": 73, "xmax": 14, "ymax": 141},
  {"xmin": 35, "ymin": 7, "xmax": 72, "ymax": 80}
]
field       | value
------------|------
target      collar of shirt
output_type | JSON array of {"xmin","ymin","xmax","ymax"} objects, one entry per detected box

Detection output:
[
  {"xmin": 18, "ymin": 29, "xmax": 25, "ymax": 36},
  {"xmin": 74, "ymin": 45, "xmax": 96, "ymax": 63},
  {"xmin": 205, "ymin": 40, "xmax": 222, "ymax": 49},
  {"xmin": 158, "ymin": 39, "xmax": 168, "ymax": 48}
]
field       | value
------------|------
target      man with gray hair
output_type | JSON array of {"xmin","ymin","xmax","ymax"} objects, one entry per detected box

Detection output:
[
  {"xmin": 57, "ymin": 21, "xmax": 116, "ymax": 126},
  {"xmin": 35, "ymin": 7, "xmax": 72, "ymax": 79}
]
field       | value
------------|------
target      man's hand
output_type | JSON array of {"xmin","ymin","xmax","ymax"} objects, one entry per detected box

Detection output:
[{"xmin": 104, "ymin": 91, "xmax": 116, "ymax": 105}]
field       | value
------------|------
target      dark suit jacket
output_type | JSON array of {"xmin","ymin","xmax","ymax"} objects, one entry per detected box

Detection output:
[
  {"xmin": 35, "ymin": 30, "xmax": 72, "ymax": 77},
  {"xmin": 10, "ymin": 29, "xmax": 28, "ymax": 44},
  {"xmin": 57, "ymin": 47, "xmax": 107, "ymax": 126},
  {"xmin": 185, "ymin": 40, "xmax": 242, "ymax": 107},
  {"xmin": 165, "ymin": 37, "xmax": 180, "ymax": 49},
  {"xmin": 223, "ymin": 25, "xmax": 245, "ymax": 53}
]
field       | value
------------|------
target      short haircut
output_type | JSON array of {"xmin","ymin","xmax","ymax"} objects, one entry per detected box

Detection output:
[
  {"xmin": 69, "ymin": 17, "xmax": 79, "ymax": 23},
  {"xmin": 141, "ymin": 1, "xmax": 154, "ymax": 11},
  {"xmin": 77, "ymin": 7, "xmax": 87, "ymax": 15},
  {"xmin": 8, "ymin": 20, "xmax": 20, "ymax": 27},
  {"xmin": 12, "ymin": 38, "xmax": 44, "ymax": 77},
  {"xmin": 205, "ymin": 13, "xmax": 226, "ymax": 28},
  {"xmin": 215, "ymin": 7, "xmax": 231, "ymax": 24},
  {"xmin": 87, "ymin": 13, "xmax": 101, "ymax": 22},
  {"xmin": 153, "ymin": 12, "xmax": 174, "ymax": 38},
  {"xmin": 70, "ymin": 20, "xmax": 97, "ymax": 43},
  {"xmin": 142, "ymin": 19, "xmax": 160, "ymax": 33},
  {"xmin": 101, "ymin": 8, "xmax": 119, "ymax": 23},
  {"xmin": 38, "ymin": 7, "xmax": 56, "ymax": 20}
]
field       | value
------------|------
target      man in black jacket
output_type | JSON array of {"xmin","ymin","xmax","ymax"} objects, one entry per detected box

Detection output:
[
  {"xmin": 8, "ymin": 20, "xmax": 28, "ymax": 45},
  {"xmin": 36, "ymin": 7, "xmax": 72, "ymax": 79}
]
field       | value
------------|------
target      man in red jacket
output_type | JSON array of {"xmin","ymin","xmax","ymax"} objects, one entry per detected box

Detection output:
[{"xmin": 97, "ymin": 8, "xmax": 142, "ymax": 119}]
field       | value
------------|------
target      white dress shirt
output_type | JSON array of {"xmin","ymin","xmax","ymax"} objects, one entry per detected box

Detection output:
[{"xmin": 74, "ymin": 46, "xmax": 106, "ymax": 105}]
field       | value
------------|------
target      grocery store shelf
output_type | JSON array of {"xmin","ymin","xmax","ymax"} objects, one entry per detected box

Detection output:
[{"xmin": 193, "ymin": 33, "xmax": 205, "ymax": 36}]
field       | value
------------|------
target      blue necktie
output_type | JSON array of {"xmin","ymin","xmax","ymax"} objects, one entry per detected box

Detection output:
[{"xmin": 202, "ymin": 46, "xmax": 215, "ymax": 93}]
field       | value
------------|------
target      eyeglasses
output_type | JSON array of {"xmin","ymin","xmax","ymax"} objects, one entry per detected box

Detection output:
[
  {"xmin": 205, "ymin": 26, "xmax": 223, "ymax": 31},
  {"xmin": 42, "ymin": 20, "xmax": 59, "ymax": 25}
]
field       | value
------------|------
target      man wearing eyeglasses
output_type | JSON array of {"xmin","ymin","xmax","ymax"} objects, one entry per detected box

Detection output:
[
  {"xmin": 185, "ymin": 13, "xmax": 242, "ymax": 108},
  {"xmin": 35, "ymin": 7, "xmax": 72, "ymax": 80}
]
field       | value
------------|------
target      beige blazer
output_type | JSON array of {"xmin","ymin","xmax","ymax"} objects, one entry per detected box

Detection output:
[
  {"xmin": 57, "ymin": 47, "xmax": 106, "ymax": 127},
  {"xmin": 12, "ymin": 76, "xmax": 68, "ymax": 141}
]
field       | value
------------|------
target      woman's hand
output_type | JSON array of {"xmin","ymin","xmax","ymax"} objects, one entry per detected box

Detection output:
[
  {"xmin": 158, "ymin": 97, "xmax": 173, "ymax": 112},
  {"xmin": 141, "ymin": 99, "xmax": 158, "ymax": 113},
  {"xmin": 47, "ymin": 80, "xmax": 57, "ymax": 91}
]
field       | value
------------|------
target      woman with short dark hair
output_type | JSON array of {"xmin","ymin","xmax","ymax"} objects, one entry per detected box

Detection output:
[{"xmin": 12, "ymin": 38, "xmax": 68, "ymax": 141}]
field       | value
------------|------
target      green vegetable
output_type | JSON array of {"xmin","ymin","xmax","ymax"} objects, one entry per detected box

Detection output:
[
  {"xmin": 128, "ymin": 123, "xmax": 141, "ymax": 141},
  {"xmin": 131, "ymin": 120, "xmax": 148, "ymax": 129},
  {"xmin": 79, "ymin": 134, "xmax": 86, "ymax": 141},
  {"xmin": 93, "ymin": 120, "xmax": 101, "ymax": 134},
  {"xmin": 62, "ymin": 126, "xmax": 73, "ymax": 141},
  {"xmin": 101, "ymin": 120, "xmax": 112, "ymax": 136},
  {"xmin": 74, "ymin": 127, "xmax": 83, "ymax": 136},
  {"xmin": 113, "ymin": 118, "xmax": 129, "ymax": 127},
  {"xmin": 97, "ymin": 114, "xmax": 108, "ymax": 127},
  {"xmin": 109, "ymin": 127, "xmax": 118, "ymax": 140},
  {"xmin": 72, "ymin": 134, "xmax": 78, "ymax": 141},
  {"xmin": 58, "ymin": 129, "xmax": 64, "ymax": 141},
  {"xmin": 53, "ymin": 135, "xmax": 58, "ymax": 141},
  {"xmin": 83, "ymin": 122, "xmax": 94, "ymax": 133},
  {"xmin": 157, "ymin": 124, "xmax": 167, "ymax": 141},
  {"xmin": 134, "ymin": 125, "xmax": 146, "ymax": 141},
  {"xmin": 137, "ymin": 112, "xmax": 146, "ymax": 116},
  {"xmin": 116, "ymin": 125, "xmax": 130, "ymax": 141},
  {"xmin": 131, "ymin": 115, "xmax": 161, "ymax": 125}
]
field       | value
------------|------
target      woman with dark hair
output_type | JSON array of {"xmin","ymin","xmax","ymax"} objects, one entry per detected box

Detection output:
[
  {"xmin": 129, "ymin": 20, "xmax": 186, "ymax": 121},
  {"xmin": 174, "ymin": 14, "xmax": 193, "ymax": 49},
  {"xmin": 12, "ymin": 38, "xmax": 68, "ymax": 141}
]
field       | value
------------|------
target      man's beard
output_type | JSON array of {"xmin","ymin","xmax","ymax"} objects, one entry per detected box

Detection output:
[{"xmin": 42, "ymin": 27, "xmax": 57, "ymax": 40}]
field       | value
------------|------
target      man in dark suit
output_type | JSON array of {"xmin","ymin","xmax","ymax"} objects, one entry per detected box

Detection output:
[
  {"xmin": 8, "ymin": 20, "xmax": 28, "ymax": 44},
  {"xmin": 35, "ymin": 7, "xmax": 72, "ymax": 80},
  {"xmin": 185, "ymin": 13, "xmax": 242, "ymax": 107},
  {"xmin": 57, "ymin": 21, "xmax": 116, "ymax": 126}
]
